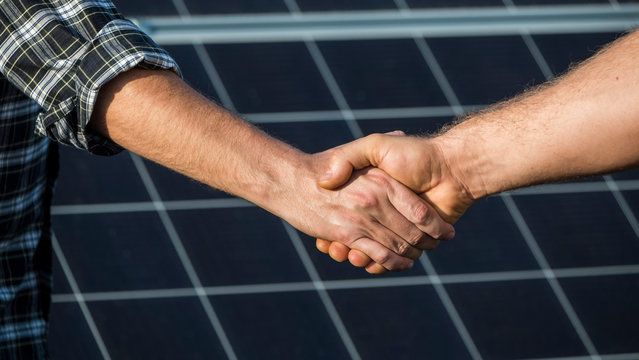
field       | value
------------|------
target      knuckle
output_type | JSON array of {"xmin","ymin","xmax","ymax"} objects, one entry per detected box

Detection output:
[
  {"xmin": 412, "ymin": 203, "xmax": 430, "ymax": 224},
  {"xmin": 354, "ymin": 192, "xmax": 380, "ymax": 209},
  {"xmin": 408, "ymin": 230, "xmax": 427, "ymax": 246},
  {"xmin": 375, "ymin": 250, "xmax": 392, "ymax": 266},
  {"xmin": 396, "ymin": 241, "xmax": 411, "ymax": 256}
]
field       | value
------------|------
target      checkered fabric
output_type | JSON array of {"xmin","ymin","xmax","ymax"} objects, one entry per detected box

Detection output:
[{"xmin": 0, "ymin": 1, "xmax": 178, "ymax": 358}]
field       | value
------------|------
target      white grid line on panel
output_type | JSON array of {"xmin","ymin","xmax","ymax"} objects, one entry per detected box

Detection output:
[
  {"xmin": 192, "ymin": 43, "xmax": 237, "ymax": 112},
  {"xmin": 52, "ymin": 234, "xmax": 112, "ymax": 360},
  {"xmin": 501, "ymin": 194, "xmax": 601, "ymax": 360},
  {"xmin": 604, "ymin": 175, "xmax": 639, "ymax": 240},
  {"xmin": 129, "ymin": 153, "xmax": 238, "ymax": 360},
  {"xmin": 419, "ymin": 256, "xmax": 484, "ymax": 360},
  {"xmin": 51, "ymin": 264, "xmax": 639, "ymax": 304},
  {"xmin": 50, "ymin": 179, "xmax": 639, "ymax": 216},
  {"xmin": 137, "ymin": 6, "xmax": 639, "ymax": 45},
  {"xmin": 282, "ymin": 221, "xmax": 362, "ymax": 360},
  {"xmin": 303, "ymin": 40, "xmax": 365, "ymax": 139}
]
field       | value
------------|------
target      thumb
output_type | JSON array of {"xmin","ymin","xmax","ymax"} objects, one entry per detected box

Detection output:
[{"xmin": 318, "ymin": 134, "xmax": 384, "ymax": 190}]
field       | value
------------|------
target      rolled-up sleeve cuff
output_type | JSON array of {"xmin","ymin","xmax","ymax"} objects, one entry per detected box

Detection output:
[{"xmin": 34, "ymin": 19, "xmax": 181, "ymax": 156}]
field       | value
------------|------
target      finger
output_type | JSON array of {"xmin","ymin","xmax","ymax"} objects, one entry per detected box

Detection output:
[
  {"xmin": 374, "ymin": 192, "xmax": 439, "ymax": 252},
  {"xmin": 366, "ymin": 262, "xmax": 389, "ymax": 275},
  {"xmin": 367, "ymin": 221, "xmax": 424, "ymax": 260},
  {"xmin": 386, "ymin": 178, "xmax": 456, "ymax": 244},
  {"xmin": 350, "ymin": 237, "xmax": 414, "ymax": 272},
  {"xmin": 385, "ymin": 130, "xmax": 406, "ymax": 136},
  {"xmin": 319, "ymin": 134, "xmax": 387, "ymax": 190},
  {"xmin": 346, "ymin": 247, "xmax": 372, "ymax": 267},
  {"xmin": 316, "ymin": 238, "xmax": 331, "ymax": 254},
  {"xmin": 328, "ymin": 241, "xmax": 350, "ymax": 263}
]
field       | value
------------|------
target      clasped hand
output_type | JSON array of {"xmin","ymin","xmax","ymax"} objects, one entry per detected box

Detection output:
[{"xmin": 311, "ymin": 132, "xmax": 476, "ymax": 274}]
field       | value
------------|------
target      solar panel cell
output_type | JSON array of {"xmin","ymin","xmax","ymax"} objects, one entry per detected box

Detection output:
[
  {"xmin": 330, "ymin": 286, "xmax": 474, "ymax": 360},
  {"xmin": 49, "ymin": 303, "xmax": 104, "ymax": 360},
  {"xmin": 514, "ymin": 193, "xmax": 639, "ymax": 269},
  {"xmin": 171, "ymin": 208, "xmax": 311, "ymax": 286},
  {"xmin": 53, "ymin": 213, "xmax": 191, "ymax": 292},
  {"xmin": 89, "ymin": 298, "xmax": 227, "ymax": 359},
  {"xmin": 211, "ymin": 292, "xmax": 352, "ymax": 359},
  {"xmin": 205, "ymin": 43, "xmax": 339, "ymax": 113},
  {"xmin": 317, "ymin": 39, "xmax": 449, "ymax": 109},
  {"xmin": 446, "ymin": 280, "xmax": 589, "ymax": 359},
  {"xmin": 560, "ymin": 274, "xmax": 639, "ymax": 354},
  {"xmin": 427, "ymin": 36, "xmax": 546, "ymax": 105},
  {"xmin": 54, "ymin": 147, "xmax": 150, "ymax": 205}
]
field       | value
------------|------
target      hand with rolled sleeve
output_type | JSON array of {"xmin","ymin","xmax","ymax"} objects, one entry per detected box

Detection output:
[{"xmin": 317, "ymin": 29, "xmax": 639, "ymax": 272}]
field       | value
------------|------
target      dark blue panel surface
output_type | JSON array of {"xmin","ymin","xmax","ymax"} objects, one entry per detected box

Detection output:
[
  {"xmin": 206, "ymin": 43, "xmax": 338, "ymax": 113},
  {"xmin": 514, "ymin": 0, "xmax": 608, "ymax": 4},
  {"xmin": 52, "ymin": 253, "xmax": 71, "ymax": 294},
  {"xmin": 163, "ymin": 45, "xmax": 220, "ymax": 102},
  {"xmin": 407, "ymin": 0, "xmax": 504, "ymax": 7},
  {"xmin": 561, "ymin": 274, "xmax": 639, "ymax": 354},
  {"xmin": 330, "ymin": 286, "xmax": 473, "ymax": 360},
  {"xmin": 624, "ymin": 190, "xmax": 639, "ymax": 218},
  {"xmin": 90, "ymin": 298, "xmax": 226, "ymax": 360},
  {"xmin": 428, "ymin": 36, "xmax": 545, "ymax": 105},
  {"xmin": 257, "ymin": 120, "xmax": 353, "ymax": 154},
  {"xmin": 53, "ymin": 213, "xmax": 190, "ymax": 292},
  {"xmin": 49, "ymin": 303, "xmax": 103, "ymax": 360},
  {"xmin": 184, "ymin": 0, "xmax": 288, "ymax": 14},
  {"xmin": 613, "ymin": 168, "xmax": 639, "ymax": 180},
  {"xmin": 111, "ymin": 0, "xmax": 178, "ymax": 16},
  {"xmin": 299, "ymin": 231, "xmax": 427, "ymax": 280},
  {"xmin": 53, "ymin": 147, "xmax": 149, "ymax": 205},
  {"xmin": 143, "ymin": 159, "xmax": 230, "ymax": 201},
  {"xmin": 447, "ymin": 280, "xmax": 587, "ymax": 359},
  {"xmin": 357, "ymin": 117, "xmax": 454, "ymax": 136},
  {"xmin": 533, "ymin": 32, "xmax": 620, "ymax": 76},
  {"xmin": 171, "ymin": 207, "xmax": 310, "ymax": 286},
  {"xmin": 211, "ymin": 292, "xmax": 350, "ymax": 360},
  {"xmin": 318, "ymin": 39, "xmax": 449, "ymax": 109},
  {"xmin": 428, "ymin": 197, "xmax": 539, "ymax": 274},
  {"xmin": 514, "ymin": 193, "xmax": 639, "ymax": 268},
  {"xmin": 295, "ymin": 0, "xmax": 396, "ymax": 11}
]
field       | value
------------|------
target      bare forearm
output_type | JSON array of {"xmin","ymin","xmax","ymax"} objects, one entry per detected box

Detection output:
[
  {"xmin": 439, "ymin": 30, "xmax": 639, "ymax": 198},
  {"xmin": 90, "ymin": 69, "xmax": 307, "ymax": 216}
]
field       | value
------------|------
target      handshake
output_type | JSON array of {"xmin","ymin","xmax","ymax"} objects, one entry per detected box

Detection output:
[{"xmin": 294, "ymin": 130, "xmax": 478, "ymax": 275}]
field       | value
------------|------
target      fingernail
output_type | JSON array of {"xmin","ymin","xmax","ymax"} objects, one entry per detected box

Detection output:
[
  {"xmin": 447, "ymin": 229, "xmax": 456, "ymax": 241},
  {"xmin": 320, "ymin": 171, "xmax": 332, "ymax": 180}
]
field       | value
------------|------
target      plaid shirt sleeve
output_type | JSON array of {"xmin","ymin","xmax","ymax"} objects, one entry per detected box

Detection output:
[{"xmin": 0, "ymin": 0, "xmax": 181, "ymax": 155}]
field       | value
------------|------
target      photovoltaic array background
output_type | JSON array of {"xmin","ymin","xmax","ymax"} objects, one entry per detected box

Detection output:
[{"xmin": 49, "ymin": 1, "xmax": 639, "ymax": 359}]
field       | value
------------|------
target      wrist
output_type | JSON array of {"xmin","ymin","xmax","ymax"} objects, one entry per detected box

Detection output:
[{"xmin": 431, "ymin": 129, "xmax": 490, "ymax": 202}]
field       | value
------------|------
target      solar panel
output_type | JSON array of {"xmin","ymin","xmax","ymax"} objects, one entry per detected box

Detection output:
[{"xmin": 49, "ymin": 1, "xmax": 639, "ymax": 359}]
